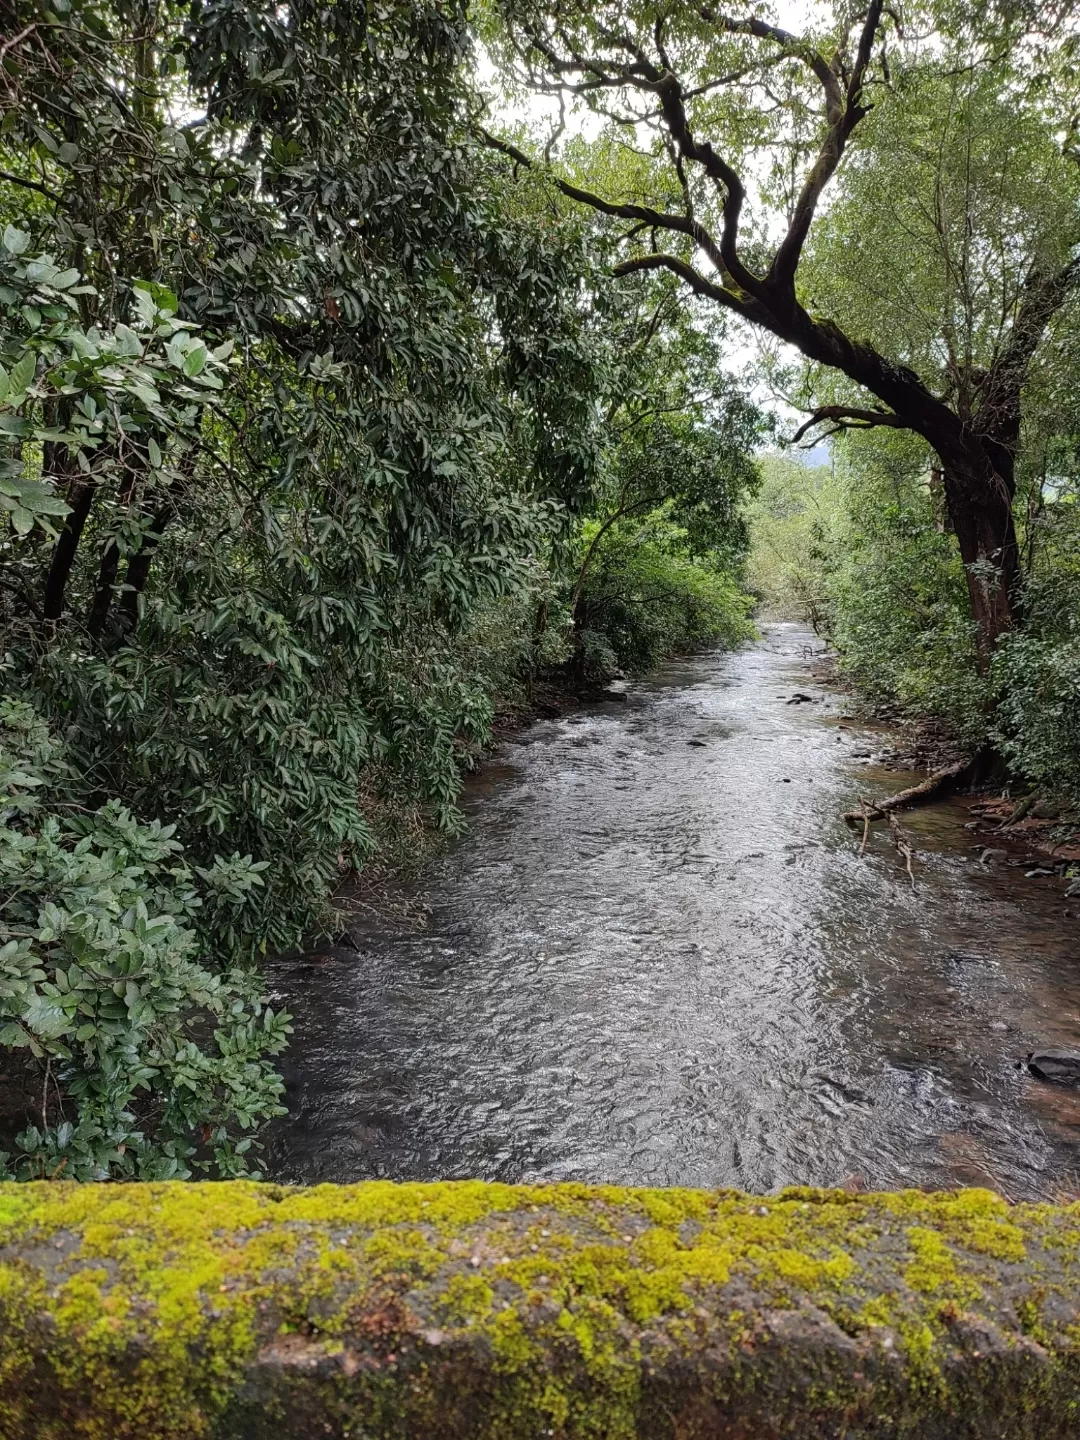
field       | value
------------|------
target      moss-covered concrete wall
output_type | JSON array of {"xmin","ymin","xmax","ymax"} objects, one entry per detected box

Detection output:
[{"xmin": 1, "ymin": 1180, "xmax": 1079, "ymax": 1438}]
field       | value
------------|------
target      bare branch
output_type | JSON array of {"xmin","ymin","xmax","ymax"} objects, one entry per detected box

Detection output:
[
  {"xmin": 0, "ymin": 23, "xmax": 37, "ymax": 66},
  {"xmin": 612, "ymin": 252, "xmax": 750, "ymax": 316},
  {"xmin": 699, "ymin": 7, "xmax": 844, "ymax": 117},
  {"xmin": 650, "ymin": 70, "xmax": 765, "ymax": 299},
  {"xmin": 786, "ymin": 402, "xmax": 910, "ymax": 444},
  {"xmin": 476, "ymin": 125, "xmax": 729, "ymax": 277},
  {"xmin": 768, "ymin": 0, "xmax": 885, "ymax": 292},
  {"xmin": 0, "ymin": 167, "xmax": 62, "ymax": 203}
]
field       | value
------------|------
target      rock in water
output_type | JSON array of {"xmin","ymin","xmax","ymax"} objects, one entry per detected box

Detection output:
[
  {"xmin": 601, "ymin": 679, "xmax": 628, "ymax": 701},
  {"xmin": 1027, "ymin": 1051, "xmax": 1080, "ymax": 1085}
]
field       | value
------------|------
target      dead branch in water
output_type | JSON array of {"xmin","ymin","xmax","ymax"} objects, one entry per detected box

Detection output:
[
  {"xmin": 843, "ymin": 757, "xmax": 969, "ymax": 826},
  {"xmin": 856, "ymin": 795, "xmax": 873, "ymax": 856},
  {"xmin": 888, "ymin": 811, "xmax": 917, "ymax": 891},
  {"xmin": 854, "ymin": 795, "xmax": 917, "ymax": 889}
]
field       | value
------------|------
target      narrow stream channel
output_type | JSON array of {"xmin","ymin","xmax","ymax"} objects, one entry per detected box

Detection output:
[{"xmin": 265, "ymin": 623, "xmax": 1080, "ymax": 1199}]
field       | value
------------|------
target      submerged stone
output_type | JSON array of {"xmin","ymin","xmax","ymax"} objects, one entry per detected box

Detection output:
[{"xmin": 1027, "ymin": 1051, "xmax": 1080, "ymax": 1085}]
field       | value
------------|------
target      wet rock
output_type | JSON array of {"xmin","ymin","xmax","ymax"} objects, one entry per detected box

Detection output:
[
  {"xmin": 602, "ymin": 680, "xmax": 628, "ymax": 700},
  {"xmin": 979, "ymin": 847, "xmax": 1008, "ymax": 866},
  {"xmin": 786, "ymin": 691, "xmax": 815, "ymax": 704},
  {"xmin": 1027, "ymin": 1051, "xmax": 1080, "ymax": 1085},
  {"xmin": 687, "ymin": 738, "xmax": 708, "ymax": 748}
]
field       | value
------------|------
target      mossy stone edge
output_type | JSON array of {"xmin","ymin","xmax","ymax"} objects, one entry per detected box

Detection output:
[{"xmin": 1, "ymin": 1179, "xmax": 1079, "ymax": 1437}]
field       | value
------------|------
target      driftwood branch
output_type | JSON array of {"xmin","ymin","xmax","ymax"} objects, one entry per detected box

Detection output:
[
  {"xmin": 844, "ymin": 757, "xmax": 969, "ymax": 826},
  {"xmin": 888, "ymin": 810, "xmax": 917, "ymax": 891},
  {"xmin": 854, "ymin": 795, "xmax": 918, "ymax": 889},
  {"xmin": 856, "ymin": 794, "xmax": 873, "ymax": 855}
]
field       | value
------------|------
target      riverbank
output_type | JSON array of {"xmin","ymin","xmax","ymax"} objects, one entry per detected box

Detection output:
[{"xmin": 807, "ymin": 648, "xmax": 1080, "ymax": 895}]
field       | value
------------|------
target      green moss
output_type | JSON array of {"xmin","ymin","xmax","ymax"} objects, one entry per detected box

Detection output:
[
  {"xmin": 904, "ymin": 1225, "xmax": 981, "ymax": 1301},
  {"xmin": 0, "ymin": 1181, "xmax": 1078, "ymax": 1438},
  {"xmin": 437, "ymin": 1273, "xmax": 496, "ymax": 1324}
]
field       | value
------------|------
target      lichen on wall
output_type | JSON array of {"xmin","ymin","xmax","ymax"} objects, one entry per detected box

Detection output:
[{"xmin": 1, "ymin": 1179, "xmax": 1079, "ymax": 1438}]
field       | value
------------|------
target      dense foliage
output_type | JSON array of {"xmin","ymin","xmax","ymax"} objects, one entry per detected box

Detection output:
[
  {"xmin": 8, "ymin": 0, "xmax": 1078, "ymax": 1183},
  {"xmin": 0, "ymin": 0, "xmax": 758, "ymax": 1175},
  {"xmin": 748, "ymin": 424, "xmax": 1080, "ymax": 804},
  {"xmin": 0, "ymin": 697, "xmax": 289, "ymax": 1179},
  {"xmin": 576, "ymin": 508, "xmax": 754, "ymax": 677}
]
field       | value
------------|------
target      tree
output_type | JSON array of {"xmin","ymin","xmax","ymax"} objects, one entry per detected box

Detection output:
[
  {"xmin": 567, "ymin": 274, "xmax": 761, "ymax": 634},
  {"xmin": 486, "ymin": 0, "xmax": 1080, "ymax": 658}
]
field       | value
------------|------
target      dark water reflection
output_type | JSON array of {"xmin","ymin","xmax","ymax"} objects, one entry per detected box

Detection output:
[{"xmin": 265, "ymin": 624, "xmax": 1080, "ymax": 1198}]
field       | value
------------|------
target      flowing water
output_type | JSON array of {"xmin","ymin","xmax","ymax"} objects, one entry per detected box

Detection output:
[{"xmin": 265, "ymin": 623, "xmax": 1080, "ymax": 1198}]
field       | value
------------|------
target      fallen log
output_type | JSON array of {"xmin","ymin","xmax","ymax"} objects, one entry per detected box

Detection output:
[
  {"xmin": 844, "ymin": 757, "xmax": 970, "ymax": 827},
  {"xmin": 3, "ymin": 1179, "xmax": 1080, "ymax": 1437}
]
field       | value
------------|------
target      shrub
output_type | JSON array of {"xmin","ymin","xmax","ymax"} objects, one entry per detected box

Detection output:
[
  {"xmin": 994, "ymin": 632, "xmax": 1080, "ymax": 804},
  {"xmin": 0, "ymin": 698, "xmax": 290, "ymax": 1181}
]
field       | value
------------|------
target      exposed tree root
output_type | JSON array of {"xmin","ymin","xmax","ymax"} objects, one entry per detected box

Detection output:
[{"xmin": 994, "ymin": 792, "xmax": 1037, "ymax": 831}]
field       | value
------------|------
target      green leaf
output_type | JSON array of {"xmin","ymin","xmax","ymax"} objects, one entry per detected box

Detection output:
[
  {"xmin": 114, "ymin": 323, "xmax": 143, "ymax": 357},
  {"xmin": 2, "ymin": 226, "xmax": 29, "ymax": 256},
  {"xmin": 182, "ymin": 344, "xmax": 208, "ymax": 378},
  {"xmin": 22, "ymin": 995, "xmax": 71, "ymax": 1040},
  {"xmin": 8, "ymin": 352, "xmax": 35, "ymax": 395}
]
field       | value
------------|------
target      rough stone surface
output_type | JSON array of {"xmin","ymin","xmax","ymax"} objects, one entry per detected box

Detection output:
[{"xmin": 0, "ymin": 1180, "xmax": 1079, "ymax": 1437}]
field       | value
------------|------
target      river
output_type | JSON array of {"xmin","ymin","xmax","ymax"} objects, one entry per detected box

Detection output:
[{"xmin": 264, "ymin": 623, "xmax": 1080, "ymax": 1199}]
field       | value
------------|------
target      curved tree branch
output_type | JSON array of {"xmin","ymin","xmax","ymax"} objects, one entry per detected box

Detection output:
[
  {"xmin": 786, "ymin": 402, "xmax": 910, "ymax": 445},
  {"xmin": 476, "ymin": 125, "xmax": 731, "ymax": 278},
  {"xmin": 611, "ymin": 252, "xmax": 751, "ymax": 316},
  {"xmin": 767, "ymin": 0, "xmax": 885, "ymax": 294}
]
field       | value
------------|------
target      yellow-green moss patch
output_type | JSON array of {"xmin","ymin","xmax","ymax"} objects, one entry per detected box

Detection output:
[{"xmin": 1, "ymin": 1181, "xmax": 1079, "ymax": 1438}]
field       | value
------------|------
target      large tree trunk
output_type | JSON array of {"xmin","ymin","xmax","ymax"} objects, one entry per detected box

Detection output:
[{"xmin": 936, "ymin": 435, "xmax": 1021, "ymax": 661}]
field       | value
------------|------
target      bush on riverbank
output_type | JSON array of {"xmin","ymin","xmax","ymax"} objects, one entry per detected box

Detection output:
[{"xmin": 0, "ymin": 700, "xmax": 290, "ymax": 1180}]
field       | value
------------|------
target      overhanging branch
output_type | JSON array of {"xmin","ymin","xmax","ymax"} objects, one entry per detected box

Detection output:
[
  {"xmin": 786, "ymin": 403, "xmax": 910, "ymax": 445},
  {"xmin": 611, "ymin": 252, "xmax": 751, "ymax": 317},
  {"xmin": 476, "ymin": 126, "xmax": 730, "ymax": 280}
]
